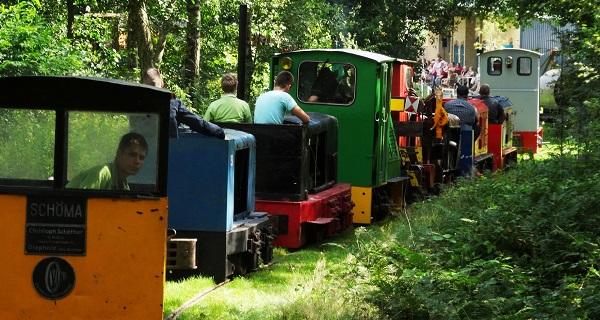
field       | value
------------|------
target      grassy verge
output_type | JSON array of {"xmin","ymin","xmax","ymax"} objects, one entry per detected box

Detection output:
[
  {"xmin": 163, "ymin": 228, "xmax": 385, "ymax": 320},
  {"xmin": 164, "ymin": 138, "xmax": 599, "ymax": 319}
]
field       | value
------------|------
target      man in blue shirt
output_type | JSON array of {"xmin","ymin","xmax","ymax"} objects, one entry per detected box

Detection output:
[
  {"xmin": 443, "ymin": 85, "xmax": 479, "ymax": 136},
  {"xmin": 254, "ymin": 71, "xmax": 310, "ymax": 124}
]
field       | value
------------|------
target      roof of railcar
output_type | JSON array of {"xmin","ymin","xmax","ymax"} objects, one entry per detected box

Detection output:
[
  {"xmin": 276, "ymin": 49, "xmax": 416, "ymax": 64},
  {"xmin": 480, "ymin": 48, "xmax": 543, "ymax": 56}
]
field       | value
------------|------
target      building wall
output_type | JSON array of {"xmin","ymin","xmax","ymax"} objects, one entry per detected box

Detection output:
[
  {"xmin": 423, "ymin": 31, "xmax": 440, "ymax": 63},
  {"xmin": 423, "ymin": 17, "xmax": 520, "ymax": 70}
]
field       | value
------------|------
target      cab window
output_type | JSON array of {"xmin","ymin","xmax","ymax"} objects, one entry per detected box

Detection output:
[
  {"xmin": 298, "ymin": 61, "xmax": 356, "ymax": 105},
  {"xmin": 488, "ymin": 57, "xmax": 503, "ymax": 76},
  {"xmin": 0, "ymin": 108, "xmax": 55, "ymax": 186},
  {"xmin": 517, "ymin": 57, "xmax": 532, "ymax": 75},
  {"xmin": 66, "ymin": 111, "xmax": 159, "ymax": 192}
]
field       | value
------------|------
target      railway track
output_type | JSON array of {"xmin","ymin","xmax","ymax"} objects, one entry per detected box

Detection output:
[{"xmin": 164, "ymin": 280, "xmax": 230, "ymax": 320}]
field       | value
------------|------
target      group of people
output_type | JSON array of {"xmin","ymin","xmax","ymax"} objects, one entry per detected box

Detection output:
[
  {"xmin": 422, "ymin": 55, "xmax": 477, "ymax": 90},
  {"xmin": 68, "ymin": 69, "xmax": 310, "ymax": 191},
  {"xmin": 442, "ymin": 83, "xmax": 506, "ymax": 142},
  {"xmin": 68, "ymin": 64, "xmax": 507, "ymax": 190}
]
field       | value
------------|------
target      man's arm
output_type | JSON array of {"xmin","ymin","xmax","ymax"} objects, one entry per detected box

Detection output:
[
  {"xmin": 173, "ymin": 99, "xmax": 225, "ymax": 139},
  {"xmin": 495, "ymin": 101, "xmax": 506, "ymax": 123},
  {"xmin": 291, "ymin": 106, "xmax": 310, "ymax": 124}
]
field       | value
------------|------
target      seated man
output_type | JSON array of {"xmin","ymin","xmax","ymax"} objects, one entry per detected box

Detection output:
[
  {"xmin": 204, "ymin": 73, "xmax": 252, "ymax": 123},
  {"xmin": 143, "ymin": 68, "xmax": 225, "ymax": 139},
  {"xmin": 66, "ymin": 132, "xmax": 147, "ymax": 191},
  {"xmin": 254, "ymin": 71, "xmax": 310, "ymax": 124},
  {"xmin": 307, "ymin": 66, "xmax": 338, "ymax": 103},
  {"xmin": 479, "ymin": 84, "xmax": 505, "ymax": 124},
  {"xmin": 443, "ymin": 85, "xmax": 479, "ymax": 139}
]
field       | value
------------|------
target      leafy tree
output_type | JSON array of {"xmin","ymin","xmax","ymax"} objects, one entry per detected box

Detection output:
[
  {"xmin": 0, "ymin": 1, "xmax": 84, "ymax": 76},
  {"xmin": 337, "ymin": 0, "xmax": 461, "ymax": 60}
]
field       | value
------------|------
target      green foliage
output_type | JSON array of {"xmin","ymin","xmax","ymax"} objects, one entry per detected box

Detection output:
[
  {"xmin": 553, "ymin": 25, "xmax": 600, "ymax": 159},
  {"xmin": 346, "ymin": 157, "xmax": 600, "ymax": 319},
  {"xmin": 71, "ymin": 14, "xmax": 135, "ymax": 79},
  {"xmin": 0, "ymin": 1, "xmax": 84, "ymax": 76},
  {"xmin": 339, "ymin": 0, "xmax": 461, "ymax": 60},
  {"xmin": 181, "ymin": 0, "xmax": 344, "ymax": 112}
]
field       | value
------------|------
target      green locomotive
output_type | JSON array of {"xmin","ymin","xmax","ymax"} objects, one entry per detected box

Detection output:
[{"xmin": 269, "ymin": 49, "xmax": 414, "ymax": 223}]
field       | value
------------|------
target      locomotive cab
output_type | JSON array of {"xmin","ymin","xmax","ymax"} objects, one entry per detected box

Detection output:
[
  {"xmin": 271, "ymin": 49, "xmax": 409, "ymax": 224},
  {"xmin": 0, "ymin": 76, "xmax": 171, "ymax": 319},
  {"xmin": 479, "ymin": 48, "xmax": 543, "ymax": 154}
]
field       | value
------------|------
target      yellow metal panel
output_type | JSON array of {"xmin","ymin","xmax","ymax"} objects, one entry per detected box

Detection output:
[
  {"xmin": 390, "ymin": 98, "xmax": 405, "ymax": 111},
  {"xmin": 408, "ymin": 171, "xmax": 420, "ymax": 187},
  {"xmin": 0, "ymin": 195, "xmax": 168, "ymax": 320},
  {"xmin": 351, "ymin": 186, "xmax": 372, "ymax": 224}
]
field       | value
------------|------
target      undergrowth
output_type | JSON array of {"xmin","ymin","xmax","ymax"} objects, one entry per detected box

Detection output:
[{"xmin": 345, "ymin": 156, "xmax": 600, "ymax": 319}]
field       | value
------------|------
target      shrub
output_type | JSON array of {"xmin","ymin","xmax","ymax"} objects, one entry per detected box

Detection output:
[{"xmin": 347, "ymin": 156, "xmax": 600, "ymax": 319}]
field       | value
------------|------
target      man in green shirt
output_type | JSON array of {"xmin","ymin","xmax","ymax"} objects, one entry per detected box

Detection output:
[
  {"xmin": 66, "ymin": 132, "xmax": 148, "ymax": 191},
  {"xmin": 204, "ymin": 73, "xmax": 252, "ymax": 123}
]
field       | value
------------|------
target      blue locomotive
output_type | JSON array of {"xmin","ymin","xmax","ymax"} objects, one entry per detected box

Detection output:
[{"xmin": 166, "ymin": 128, "xmax": 274, "ymax": 282}]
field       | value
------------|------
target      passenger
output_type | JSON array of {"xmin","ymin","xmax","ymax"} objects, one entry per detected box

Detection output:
[
  {"xmin": 66, "ymin": 132, "xmax": 147, "ymax": 191},
  {"xmin": 254, "ymin": 71, "xmax": 310, "ymax": 124},
  {"xmin": 142, "ymin": 68, "xmax": 225, "ymax": 139},
  {"xmin": 333, "ymin": 64, "xmax": 355, "ymax": 103},
  {"xmin": 204, "ymin": 73, "xmax": 252, "ymax": 123},
  {"xmin": 455, "ymin": 63, "xmax": 464, "ymax": 75},
  {"xmin": 463, "ymin": 66, "xmax": 476, "ymax": 87},
  {"xmin": 479, "ymin": 84, "xmax": 505, "ymax": 124},
  {"xmin": 443, "ymin": 85, "xmax": 479, "ymax": 139},
  {"xmin": 307, "ymin": 66, "xmax": 338, "ymax": 103},
  {"xmin": 432, "ymin": 55, "xmax": 446, "ymax": 88}
]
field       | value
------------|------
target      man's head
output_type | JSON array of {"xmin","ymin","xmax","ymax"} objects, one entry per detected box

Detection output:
[
  {"xmin": 115, "ymin": 132, "xmax": 148, "ymax": 177},
  {"xmin": 479, "ymin": 84, "xmax": 491, "ymax": 97},
  {"xmin": 274, "ymin": 71, "xmax": 294, "ymax": 91},
  {"xmin": 221, "ymin": 73, "xmax": 238, "ymax": 94},
  {"xmin": 456, "ymin": 85, "xmax": 469, "ymax": 98},
  {"xmin": 142, "ymin": 68, "xmax": 164, "ymax": 88}
]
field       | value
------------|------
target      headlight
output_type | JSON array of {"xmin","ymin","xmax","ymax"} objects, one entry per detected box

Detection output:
[{"xmin": 279, "ymin": 57, "xmax": 292, "ymax": 70}]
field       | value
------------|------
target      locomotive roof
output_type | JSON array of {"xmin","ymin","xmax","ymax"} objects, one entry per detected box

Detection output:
[
  {"xmin": 480, "ymin": 48, "xmax": 543, "ymax": 56},
  {"xmin": 277, "ymin": 49, "xmax": 416, "ymax": 64},
  {"xmin": 0, "ymin": 76, "xmax": 172, "ymax": 113}
]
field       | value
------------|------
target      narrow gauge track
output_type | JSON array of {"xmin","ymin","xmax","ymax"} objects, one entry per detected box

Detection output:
[
  {"xmin": 164, "ymin": 280, "xmax": 229, "ymax": 320},
  {"xmin": 164, "ymin": 261, "xmax": 277, "ymax": 319}
]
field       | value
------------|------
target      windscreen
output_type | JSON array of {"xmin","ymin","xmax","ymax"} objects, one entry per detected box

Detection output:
[
  {"xmin": 298, "ymin": 61, "xmax": 356, "ymax": 105},
  {"xmin": 66, "ymin": 111, "xmax": 160, "ymax": 192},
  {"xmin": 0, "ymin": 108, "xmax": 56, "ymax": 186}
]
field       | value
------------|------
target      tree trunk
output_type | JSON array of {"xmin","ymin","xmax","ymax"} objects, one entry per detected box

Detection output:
[
  {"xmin": 127, "ymin": 0, "xmax": 154, "ymax": 78},
  {"xmin": 66, "ymin": 0, "xmax": 75, "ymax": 39},
  {"xmin": 184, "ymin": 0, "xmax": 201, "ymax": 93},
  {"xmin": 153, "ymin": 31, "xmax": 169, "ymax": 65}
]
